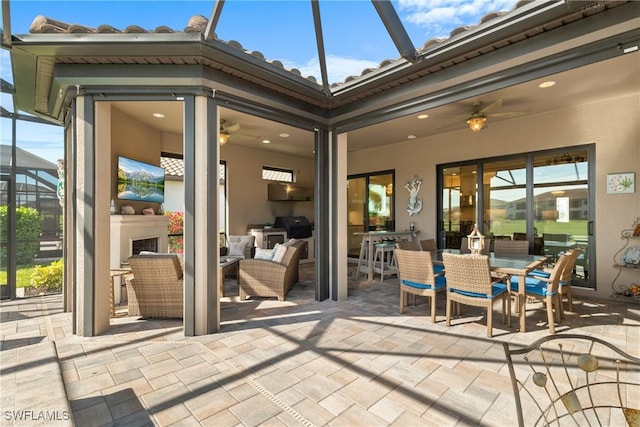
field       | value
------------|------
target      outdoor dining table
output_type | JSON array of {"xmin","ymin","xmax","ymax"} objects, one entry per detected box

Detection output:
[{"xmin": 433, "ymin": 249, "xmax": 548, "ymax": 333}]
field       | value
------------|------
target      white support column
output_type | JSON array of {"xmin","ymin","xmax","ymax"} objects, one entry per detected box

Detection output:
[{"xmin": 332, "ymin": 131, "xmax": 349, "ymax": 301}]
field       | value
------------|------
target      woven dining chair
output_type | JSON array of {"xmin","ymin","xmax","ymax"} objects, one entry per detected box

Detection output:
[
  {"xmin": 395, "ymin": 248, "xmax": 446, "ymax": 322},
  {"xmin": 395, "ymin": 239, "xmax": 418, "ymax": 251},
  {"xmin": 441, "ymin": 253, "xmax": 510, "ymax": 337},
  {"xmin": 419, "ymin": 238, "xmax": 437, "ymax": 252},
  {"xmin": 530, "ymin": 248, "xmax": 582, "ymax": 312},
  {"xmin": 511, "ymin": 252, "xmax": 570, "ymax": 334},
  {"xmin": 493, "ymin": 239, "xmax": 529, "ymax": 256}
]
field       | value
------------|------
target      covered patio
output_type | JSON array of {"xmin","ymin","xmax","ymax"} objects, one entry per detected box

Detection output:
[
  {"xmin": 4, "ymin": 0, "xmax": 639, "ymax": 338},
  {"xmin": 1, "ymin": 265, "xmax": 638, "ymax": 426}
]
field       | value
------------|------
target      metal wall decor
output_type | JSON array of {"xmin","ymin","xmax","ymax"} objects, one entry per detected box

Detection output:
[{"xmin": 405, "ymin": 175, "xmax": 423, "ymax": 216}]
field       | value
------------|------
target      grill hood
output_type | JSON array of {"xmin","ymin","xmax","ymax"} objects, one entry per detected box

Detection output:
[
  {"xmin": 267, "ymin": 182, "xmax": 313, "ymax": 201},
  {"xmin": 274, "ymin": 216, "xmax": 313, "ymax": 239}
]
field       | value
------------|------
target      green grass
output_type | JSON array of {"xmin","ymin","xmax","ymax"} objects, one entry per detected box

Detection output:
[
  {"xmin": 0, "ymin": 265, "xmax": 38, "ymax": 288},
  {"xmin": 490, "ymin": 220, "xmax": 588, "ymax": 239}
]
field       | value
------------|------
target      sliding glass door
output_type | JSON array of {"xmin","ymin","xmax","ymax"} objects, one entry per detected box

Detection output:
[
  {"xmin": 533, "ymin": 150, "xmax": 590, "ymax": 284},
  {"xmin": 483, "ymin": 158, "xmax": 527, "ymax": 252},
  {"xmin": 347, "ymin": 170, "xmax": 395, "ymax": 257},
  {"xmin": 442, "ymin": 165, "xmax": 477, "ymax": 250},
  {"xmin": 438, "ymin": 145, "xmax": 594, "ymax": 289}
]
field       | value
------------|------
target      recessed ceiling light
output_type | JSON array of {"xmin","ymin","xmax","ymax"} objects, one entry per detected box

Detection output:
[
  {"xmin": 279, "ymin": 133, "xmax": 290, "ymax": 138},
  {"xmin": 417, "ymin": 114, "xmax": 429, "ymax": 119},
  {"xmin": 262, "ymin": 139, "xmax": 271, "ymax": 144},
  {"xmin": 407, "ymin": 134, "xmax": 417, "ymax": 139},
  {"xmin": 152, "ymin": 113, "xmax": 165, "ymax": 118},
  {"xmin": 538, "ymin": 81, "xmax": 556, "ymax": 88}
]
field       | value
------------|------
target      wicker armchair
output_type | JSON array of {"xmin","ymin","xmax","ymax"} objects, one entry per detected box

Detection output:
[
  {"xmin": 238, "ymin": 240, "xmax": 305, "ymax": 301},
  {"xmin": 127, "ymin": 254, "xmax": 183, "ymax": 318}
]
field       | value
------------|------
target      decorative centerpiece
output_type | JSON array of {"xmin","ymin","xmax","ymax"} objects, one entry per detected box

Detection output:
[{"xmin": 467, "ymin": 223, "xmax": 485, "ymax": 255}]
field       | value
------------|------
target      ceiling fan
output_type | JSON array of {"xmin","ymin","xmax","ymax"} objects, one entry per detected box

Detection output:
[
  {"xmin": 219, "ymin": 119, "xmax": 240, "ymax": 145},
  {"xmin": 448, "ymin": 99, "xmax": 529, "ymax": 132}
]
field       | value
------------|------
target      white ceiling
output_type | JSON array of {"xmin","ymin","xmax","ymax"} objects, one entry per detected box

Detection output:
[{"xmin": 112, "ymin": 51, "xmax": 639, "ymax": 159}]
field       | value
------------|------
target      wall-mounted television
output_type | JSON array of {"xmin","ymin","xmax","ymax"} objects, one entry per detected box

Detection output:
[{"xmin": 117, "ymin": 156, "xmax": 165, "ymax": 203}]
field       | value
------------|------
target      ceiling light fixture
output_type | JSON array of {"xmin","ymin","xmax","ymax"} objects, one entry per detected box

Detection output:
[
  {"xmin": 538, "ymin": 81, "xmax": 556, "ymax": 88},
  {"xmin": 262, "ymin": 139, "xmax": 271, "ymax": 144},
  {"xmin": 417, "ymin": 114, "xmax": 429, "ymax": 119},
  {"xmin": 152, "ymin": 112, "xmax": 165, "ymax": 118},
  {"xmin": 407, "ymin": 134, "xmax": 417, "ymax": 139},
  {"xmin": 279, "ymin": 133, "xmax": 290, "ymax": 138},
  {"xmin": 219, "ymin": 132, "xmax": 229, "ymax": 145},
  {"xmin": 467, "ymin": 113, "xmax": 487, "ymax": 132}
]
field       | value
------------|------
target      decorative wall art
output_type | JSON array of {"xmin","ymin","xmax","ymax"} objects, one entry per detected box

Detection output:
[
  {"xmin": 607, "ymin": 172, "xmax": 635, "ymax": 194},
  {"xmin": 405, "ymin": 175, "xmax": 423, "ymax": 216}
]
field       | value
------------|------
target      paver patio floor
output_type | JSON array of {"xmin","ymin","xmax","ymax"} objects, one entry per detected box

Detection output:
[{"xmin": 1, "ymin": 263, "xmax": 638, "ymax": 426}]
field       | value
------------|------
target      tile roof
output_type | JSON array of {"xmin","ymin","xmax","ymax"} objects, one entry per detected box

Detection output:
[{"xmin": 27, "ymin": 2, "xmax": 525, "ymax": 89}]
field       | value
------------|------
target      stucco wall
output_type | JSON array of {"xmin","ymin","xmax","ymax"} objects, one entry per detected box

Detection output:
[
  {"xmin": 218, "ymin": 143, "xmax": 314, "ymax": 235},
  {"xmin": 347, "ymin": 94, "xmax": 640, "ymax": 299}
]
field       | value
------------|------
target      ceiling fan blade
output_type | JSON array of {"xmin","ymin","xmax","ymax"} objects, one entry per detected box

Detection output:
[
  {"xmin": 487, "ymin": 111, "xmax": 529, "ymax": 118},
  {"xmin": 435, "ymin": 121, "xmax": 465, "ymax": 132},
  {"xmin": 479, "ymin": 99, "xmax": 503, "ymax": 114},
  {"xmin": 222, "ymin": 122, "xmax": 240, "ymax": 133},
  {"xmin": 233, "ymin": 132, "xmax": 261, "ymax": 139}
]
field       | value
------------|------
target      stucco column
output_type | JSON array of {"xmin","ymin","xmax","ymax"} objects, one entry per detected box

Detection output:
[
  {"xmin": 183, "ymin": 94, "xmax": 220, "ymax": 336},
  {"xmin": 332, "ymin": 131, "xmax": 349, "ymax": 301},
  {"xmin": 73, "ymin": 96, "xmax": 111, "ymax": 336}
]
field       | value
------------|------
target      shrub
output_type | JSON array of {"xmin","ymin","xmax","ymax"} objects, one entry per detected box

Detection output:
[
  {"xmin": 0, "ymin": 206, "xmax": 42, "ymax": 265},
  {"xmin": 30, "ymin": 259, "xmax": 63, "ymax": 291},
  {"xmin": 166, "ymin": 211, "xmax": 184, "ymax": 254}
]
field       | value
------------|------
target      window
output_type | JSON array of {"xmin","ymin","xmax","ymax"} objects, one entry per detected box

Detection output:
[
  {"xmin": 437, "ymin": 145, "xmax": 594, "ymax": 289},
  {"xmin": 262, "ymin": 166, "xmax": 294, "ymax": 182}
]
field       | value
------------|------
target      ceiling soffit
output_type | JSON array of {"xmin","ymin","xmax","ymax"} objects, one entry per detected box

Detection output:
[
  {"xmin": 10, "ymin": 1, "xmax": 639, "ymax": 129},
  {"xmin": 330, "ymin": 8, "xmax": 640, "ymax": 130}
]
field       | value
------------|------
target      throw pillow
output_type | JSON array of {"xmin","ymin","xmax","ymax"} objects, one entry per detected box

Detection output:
[
  {"xmin": 228, "ymin": 240, "xmax": 248, "ymax": 257},
  {"xmin": 254, "ymin": 248, "xmax": 274, "ymax": 260},
  {"xmin": 283, "ymin": 238, "xmax": 298, "ymax": 247},
  {"xmin": 272, "ymin": 243, "xmax": 288, "ymax": 263},
  {"xmin": 139, "ymin": 251, "xmax": 158, "ymax": 255}
]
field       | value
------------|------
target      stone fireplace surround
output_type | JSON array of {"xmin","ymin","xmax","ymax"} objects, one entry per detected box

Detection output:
[{"xmin": 110, "ymin": 215, "xmax": 169, "ymax": 304}]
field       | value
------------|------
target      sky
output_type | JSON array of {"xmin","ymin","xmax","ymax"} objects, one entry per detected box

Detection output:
[{"xmin": 1, "ymin": 0, "xmax": 519, "ymax": 160}]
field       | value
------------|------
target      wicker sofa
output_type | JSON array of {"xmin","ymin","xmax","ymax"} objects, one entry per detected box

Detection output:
[
  {"xmin": 238, "ymin": 240, "xmax": 306, "ymax": 301},
  {"xmin": 127, "ymin": 254, "xmax": 183, "ymax": 318}
]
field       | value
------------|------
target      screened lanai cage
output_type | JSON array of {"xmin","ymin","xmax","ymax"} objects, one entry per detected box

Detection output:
[{"xmin": 1, "ymin": 87, "xmax": 65, "ymax": 299}]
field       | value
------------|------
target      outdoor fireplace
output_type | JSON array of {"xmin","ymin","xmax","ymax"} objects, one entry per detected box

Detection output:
[
  {"xmin": 110, "ymin": 215, "xmax": 169, "ymax": 304},
  {"xmin": 132, "ymin": 238, "xmax": 158, "ymax": 254}
]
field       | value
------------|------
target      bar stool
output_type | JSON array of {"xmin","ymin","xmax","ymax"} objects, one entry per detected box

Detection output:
[
  {"xmin": 374, "ymin": 241, "xmax": 397, "ymax": 281},
  {"xmin": 355, "ymin": 235, "xmax": 371, "ymax": 278}
]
